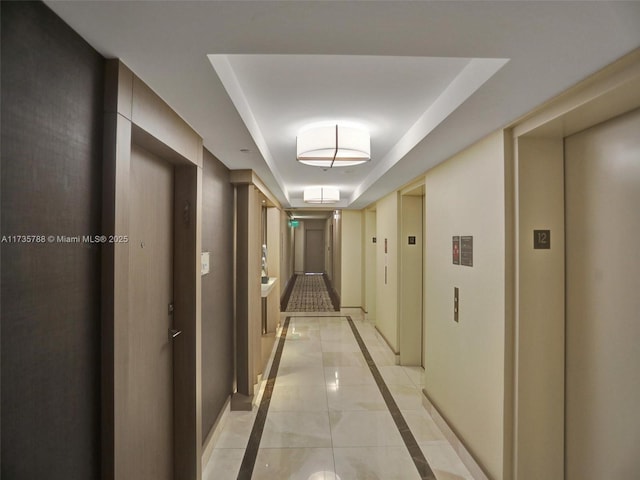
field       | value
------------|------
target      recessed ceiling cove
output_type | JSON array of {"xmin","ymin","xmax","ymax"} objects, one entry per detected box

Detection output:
[
  {"xmin": 209, "ymin": 54, "xmax": 507, "ymax": 208},
  {"xmin": 44, "ymin": 1, "xmax": 640, "ymax": 210}
]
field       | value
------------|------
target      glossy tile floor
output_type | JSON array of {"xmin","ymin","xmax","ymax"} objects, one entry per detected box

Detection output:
[{"xmin": 204, "ymin": 310, "xmax": 475, "ymax": 480}]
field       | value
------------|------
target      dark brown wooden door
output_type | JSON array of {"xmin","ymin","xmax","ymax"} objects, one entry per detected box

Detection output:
[
  {"xmin": 126, "ymin": 144, "xmax": 174, "ymax": 479},
  {"xmin": 305, "ymin": 229, "xmax": 325, "ymax": 273}
]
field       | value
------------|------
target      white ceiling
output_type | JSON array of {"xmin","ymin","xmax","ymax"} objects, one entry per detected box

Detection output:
[
  {"xmin": 209, "ymin": 54, "xmax": 506, "ymax": 207},
  {"xmin": 45, "ymin": 1, "xmax": 640, "ymax": 209}
]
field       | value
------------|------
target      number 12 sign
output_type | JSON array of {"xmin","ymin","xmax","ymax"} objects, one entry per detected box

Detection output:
[{"xmin": 534, "ymin": 230, "xmax": 551, "ymax": 249}]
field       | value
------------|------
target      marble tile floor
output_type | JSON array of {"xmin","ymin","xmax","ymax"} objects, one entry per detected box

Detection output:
[{"xmin": 204, "ymin": 309, "xmax": 474, "ymax": 480}]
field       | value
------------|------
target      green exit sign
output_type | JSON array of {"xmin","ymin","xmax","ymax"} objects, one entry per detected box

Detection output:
[{"xmin": 289, "ymin": 220, "xmax": 299, "ymax": 228}]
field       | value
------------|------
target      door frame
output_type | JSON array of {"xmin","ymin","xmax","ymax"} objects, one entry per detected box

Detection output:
[
  {"xmin": 510, "ymin": 50, "xmax": 640, "ymax": 479},
  {"xmin": 103, "ymin": 61, "xmax": 203, "ymax": 480},
  {"xmin": 364, "ymin": 209, "xmax": 377, "ymax": 321},
  {"xmin": 398, "ymin": 183, "xmax": 425, "ymax": 367}
]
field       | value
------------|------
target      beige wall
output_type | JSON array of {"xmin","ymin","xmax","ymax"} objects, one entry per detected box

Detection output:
[
  {"xmin": 376, "ymin": 192, "xmax": 400, "ymax": 352},
  {"xmin": 329, "ymin": 212, "xmax": 342, "ymax": 300},
  {"xmin": 341, "ymin": 210, "xmax": 363, "ymax": 307},
  {"xmin": 515, "ymin": 137, "xmax": 565, "ymax": 479},
  {"xmin": 325, "ymin": 218, "xmax": 332, "ymax": 279},
  {"xmin": 424, "ymin": 131, "xmax": 507, "ymax": 479},
  {"xmin": 293, "ymin": 220, "xmax": 305, "ymax": 274},
  {"xmin": 399, "ymin": 194, "xmax": 423, "ymax": 366},
  {"xmin": 364, "ymin": 210, "xmax": 377, "ymax": 320}
]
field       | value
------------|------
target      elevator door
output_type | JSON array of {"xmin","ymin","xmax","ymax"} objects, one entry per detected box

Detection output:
[
  {"xmin": 564, "ymin": 108, "xmax": 640, "ymax": 479},
  {"xmin": 126, "ymin": 144, "xmax": 175, "ymax": 479},
  {"xmin": 305, "ymin": 229, "xmax": 325, "ymax": 273}
]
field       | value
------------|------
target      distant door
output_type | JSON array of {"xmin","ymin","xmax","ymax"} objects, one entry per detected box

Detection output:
[
  {"xmin": 564, "ymin": 108, "xmax": 640, "ymax": 479},
  {"xmin": 126, "ymin": 145, "xmax": 174, "ymax": 479},
  {"xmin": 305, "ymin": 229, "xmax": 325, "ymax": 273}
]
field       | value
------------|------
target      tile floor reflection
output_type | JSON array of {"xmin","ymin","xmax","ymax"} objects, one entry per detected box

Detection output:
[{"xmin": 204, "ymin": 310, "xmax": 475, "ymax": 479}]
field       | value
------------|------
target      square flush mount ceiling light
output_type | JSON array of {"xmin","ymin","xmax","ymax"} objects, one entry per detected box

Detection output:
[
  {"xmin": 303, "ymin": 186, "xmax": 340, "ymax": 204},
  {"xmin": 297, "ymin": 124, "xmax": 370, "ymax": 168}
]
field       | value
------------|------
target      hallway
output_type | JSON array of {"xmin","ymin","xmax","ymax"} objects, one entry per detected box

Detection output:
[
  {"xmin": 204, "ymin": 310, "xmax": 474, "ymax": 480},
  {"xmin": 3, "ymin": 2, "xmax": 640, "ymax": 479}
]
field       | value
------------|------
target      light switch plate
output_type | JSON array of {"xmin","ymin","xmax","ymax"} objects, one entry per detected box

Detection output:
[{"xmin": 201, "ymin": 252, "xmax": 210, "ymax": 275}]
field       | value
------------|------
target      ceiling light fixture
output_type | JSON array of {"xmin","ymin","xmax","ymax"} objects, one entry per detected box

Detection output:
[
  {"xmin": 303, "ymin": 186, "xmax": 340, "ymax": 204},
  {"xmin": 296, "ymin": 124, "xmax": 370, "ymax": 167}
]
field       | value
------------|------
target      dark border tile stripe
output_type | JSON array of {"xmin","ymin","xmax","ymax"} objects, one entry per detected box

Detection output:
[
  {"xmin": 346, "ymin": 316, "xmax": 436, "ymax": 480},
  {"xmin": 236, "ymin": 317, "xmax": 291, "ymax": 480}
]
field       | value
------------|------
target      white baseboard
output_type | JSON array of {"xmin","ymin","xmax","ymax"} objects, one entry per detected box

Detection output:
[
  {"xmin": 374, "ymin": 325, "xmax": 400, "ymax": 356},
  {"xmin": 421, "ymin": 390, "xmax": 490, "ymax": 480}
]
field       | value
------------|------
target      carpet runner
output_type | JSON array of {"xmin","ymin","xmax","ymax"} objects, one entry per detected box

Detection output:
[{"xmin": 284, "ymin": 274, "xmax": 335, "ymax": 312}]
